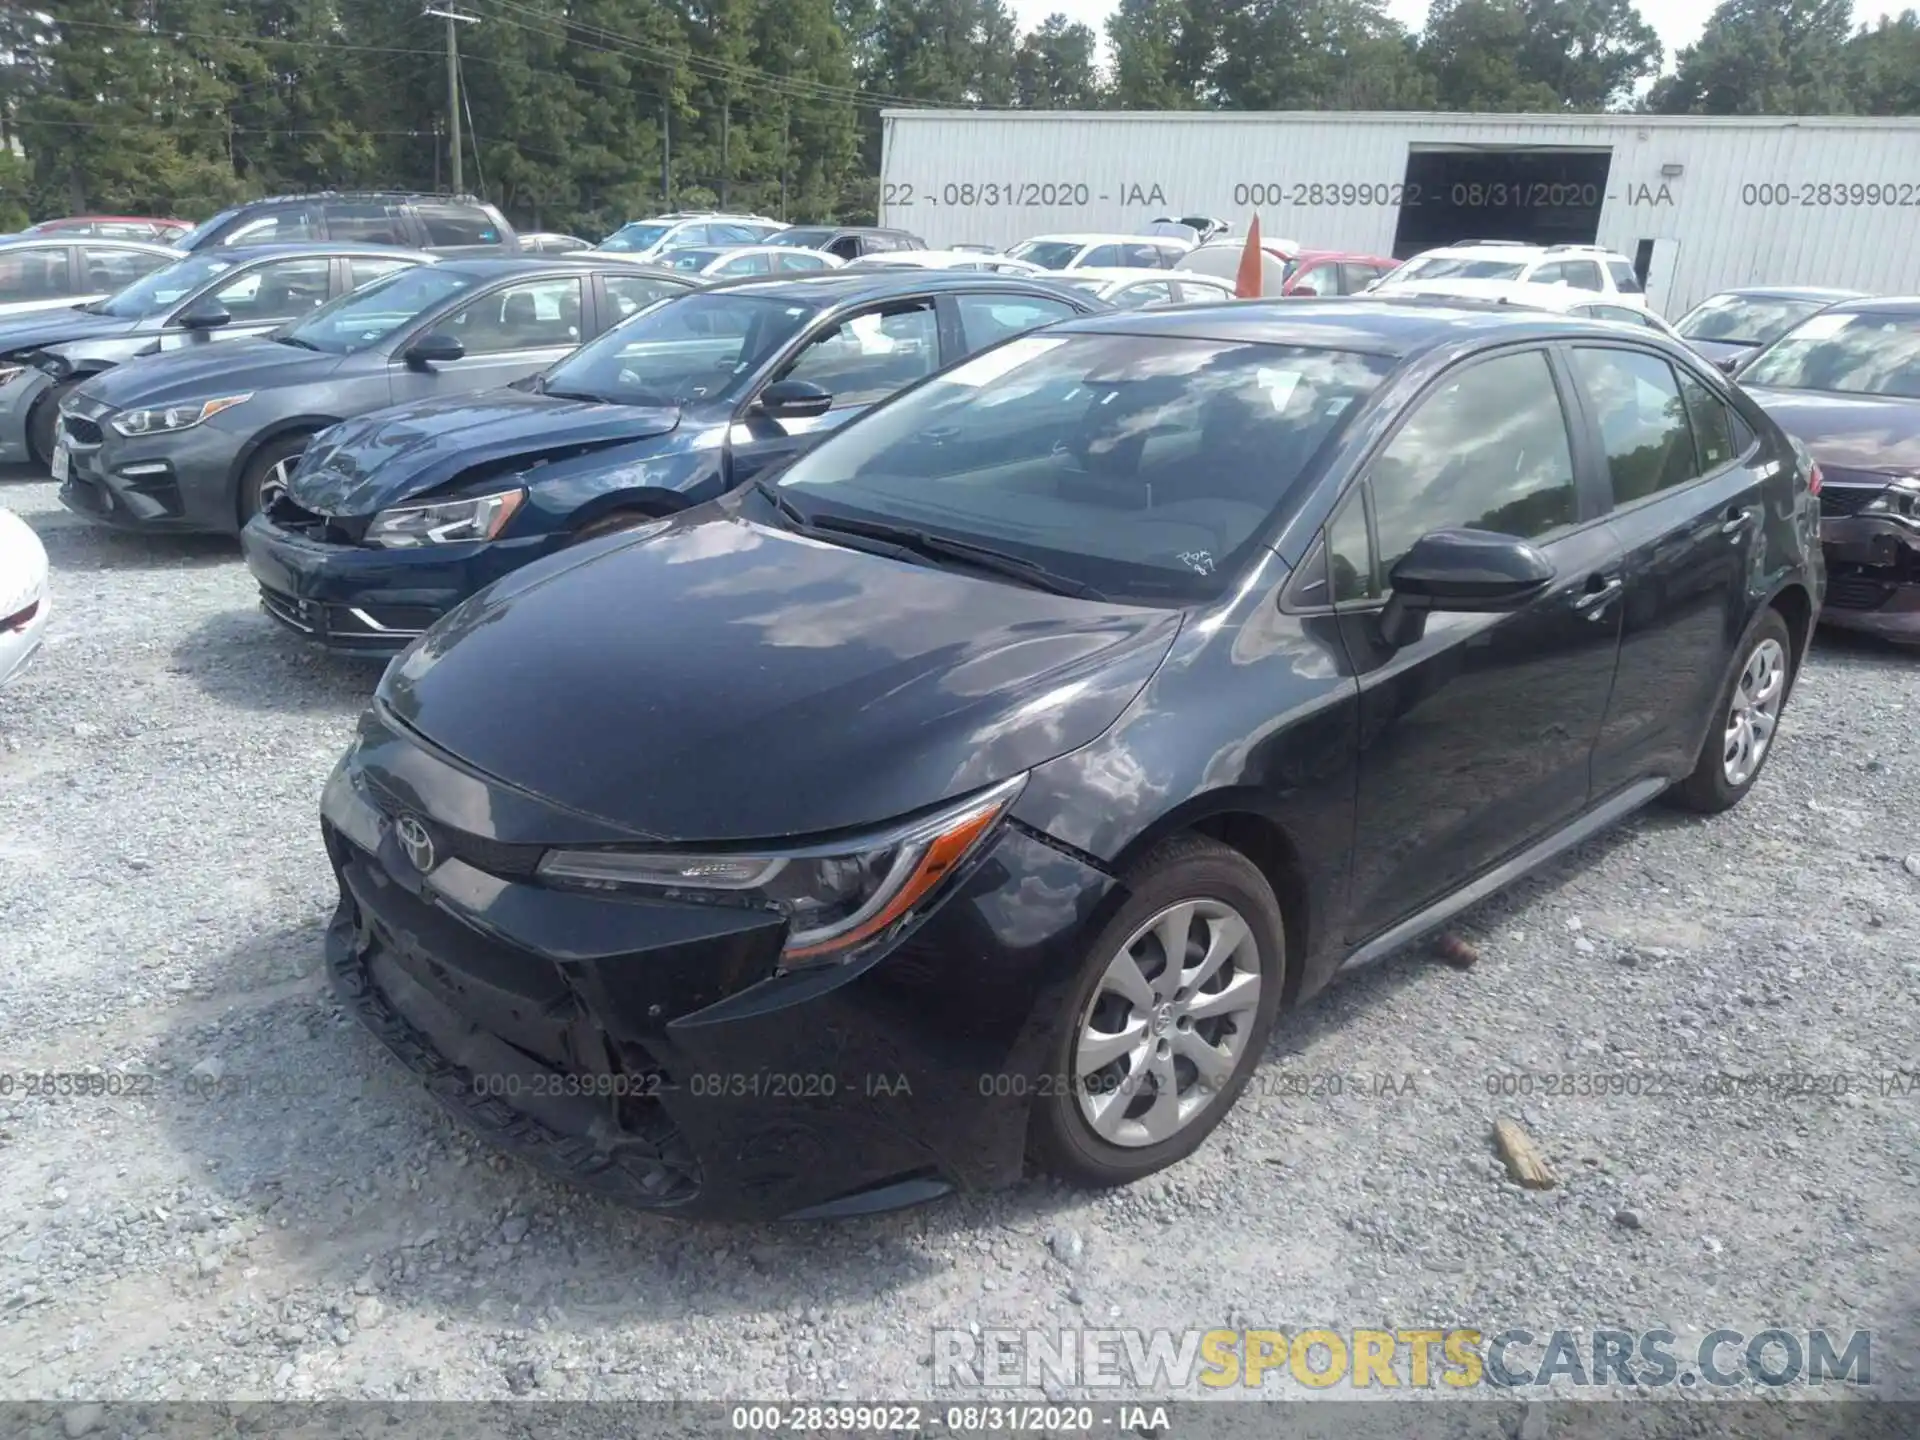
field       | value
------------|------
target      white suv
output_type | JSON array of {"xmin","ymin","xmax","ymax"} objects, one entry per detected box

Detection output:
[
  {"xmin": 594, "ymin": 212, "xmax": 786, "ymax": 262},
  {"xmin": 1373, "ymin": 241, "xmax": 1647, "ymax": 306}
]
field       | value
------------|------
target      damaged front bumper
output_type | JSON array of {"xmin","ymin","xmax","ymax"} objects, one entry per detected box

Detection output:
[{"xmin": 1819, "ymin": 493, "xmax": 1920, "ymax": 640}]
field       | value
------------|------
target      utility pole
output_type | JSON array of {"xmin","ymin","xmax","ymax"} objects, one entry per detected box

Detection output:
[
  {"xmin": 660, "ymin": 76, "xmax": 672, "ymax": 209},
  {"xmin": 779, "ymin": 103, "xmax": 789, "ymax": 221},
  {"xmin": 424, "ymin": 7, "xmax": 479, "ymax": 194},
  {"xmin": 720, "ymin": 92, "xmax": 730, "ymax": 209}
]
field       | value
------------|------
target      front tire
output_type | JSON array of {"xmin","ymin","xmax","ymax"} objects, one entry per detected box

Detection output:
[
  {"xmin": 1664, "ymin": 608, "xmax": 1795, "ymax": 814},
  {"xmin": 27, "ymin": 378, "xmax": 78, "ymax": 469},
  {"xmin": 1028, "ymin": 835, "xmax": 1284, "ymax": 1189},
  {"xmin": 237, "ymin": 434, "xmax": 309, "ymax": 526}
]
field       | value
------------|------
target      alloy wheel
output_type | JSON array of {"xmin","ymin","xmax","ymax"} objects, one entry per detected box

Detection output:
[
  {"xmin": 1073, "ymin": 898, "xmax": 1263, "ymax": 1148},
  {"xmin": 257, "ymin": 457, "xmax": 298, "ymax": 514},
  {"xmin": 1723, "ymin": 637, "xmax": 1786, "ymax": 788}
]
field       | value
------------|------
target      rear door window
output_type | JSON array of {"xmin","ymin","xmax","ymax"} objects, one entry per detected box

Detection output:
[
  {"xmin": 778, "ymin": 301, "xmax": 939, "ymax": 408},
  {"xmin": 416, "ymin": 203, "xmax": 503, "ymax": 248},
  {"xmin": 1174, "ymin": 278, "xmax": 1234, "ymax": 303},
  {"xmin": 953, "ymin": 292, "xmax": 1081, "ymax": 351},
  {"xmin": 1112, "ymin": 280, "xmax": 1175, "ymax": 309},
  {"xmin": 224, "ymin": 207, "xmax": 319, "ymax": 245},
  {"xmin": 210, "ymin": 257, "xmax": 334, "ymax": 324},
  {"xmin": 604, "ymin": 272, "xmax": 685, "ymax": 322},
  {"xmin": 443, "ymin": 276, "xmax": 584, "ymax": 354},
  {"xmin": 328, "ymin": 202, "xmax": 410, "ymax": 245},
  {"xmin": 0, "ymin": 246, "xmax": 74, "ymax": 302},
  {"xmin": 78, "ymin": 245, "xmax": 171, "ymax": 291},
  {"xmin": 348, "ymin": 256, "xmax": 419, "ymax": 290},
  {"xmin": 1081, "ymin": 244, "xmax": 1126, "ymax": 267},
  {"xmin": 715, "ymin": 251, "xmax": 772, "ymax": 277},
  {"xmin": 1570, "ymin": 347, "xmax": 1701, "ymax": 505}
]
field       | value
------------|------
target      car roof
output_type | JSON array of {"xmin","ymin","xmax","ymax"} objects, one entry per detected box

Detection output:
[
  {"xmin": 1709, "ymin": 286, "xmax": 1868, "ymax": 302},
  {"xmin": 0, "ymin": 235, "xmax": 178, "ymax": 254},
  {"xmin": 1048, "ymin": 294, "xmax": 1646, "ymax": 357},
  {"xmin": 1818, "ymin": 295, "xmax": 1920, "ymax": 315},
  {"xmin": 194, "ymin": 242, "xmax": 439, "ymax": 263},
  {"xmin": 702, "ymin": 269, "xmax": 1095, "ymax": 305},
  {"xmin": 431, "ymin": 256, "xmax": 658, "ymax": 280},
  {"xmin": 1065, "ymin": 266, "xmax": 1209, "ymax": 284},
  {"xmin": 1018, "ymin": 233, "xmax": 1190, "ymax": 247},
  {"xmin": 1294, "ymin": 250, "xmax": 1397, "ymax": 264}
]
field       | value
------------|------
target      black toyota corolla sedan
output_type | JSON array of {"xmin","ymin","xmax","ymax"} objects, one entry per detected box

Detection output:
[
  {"xmin": 53, "ymin": 256, "xmax": 696, "ymax": 535},
  {"xmin": 321, "ymin": 298, "xmax": 1821, "ymax": 1220},
  {"xmin": 1739, "ymin": 297, "xmax": 1920, "ymax": 640}
]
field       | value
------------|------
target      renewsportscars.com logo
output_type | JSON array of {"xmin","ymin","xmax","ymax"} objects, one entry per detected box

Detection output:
[{"xmin": 932, "ymin": 1327, "xmax": 1873, "ymax": 1392}]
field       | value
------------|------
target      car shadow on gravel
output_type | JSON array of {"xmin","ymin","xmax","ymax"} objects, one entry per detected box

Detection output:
[
  {"xmin": 29, "ymin": 511, "xmax": 238, "ymax": 573},
  {"xmin": 140, "ymin": 922, "xmax": 951, "ymax": 1328},
  {"xmin": 172, "ymin": 609, "xmax": 385, "ymax": 714},
  {"xmin": 1810, "ymin": 624, "xmax": 1920, "ymax": 670}
]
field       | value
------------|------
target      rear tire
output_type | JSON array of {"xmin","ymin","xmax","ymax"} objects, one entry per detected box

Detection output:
[
  {"xmin": 27, "ymin": 378, "xmax": 78, "ymax": 469},
  {"xmin": 237, "ymin": 434, "xmax": 310, "ymax": 526},
  {"xmin": 1027, "ymin": 835, "xmax": 1284, "ymax": 1190},
  {"xmin": 1664, "ymin": 608, "xmax": 1795, "ymax": 814}
]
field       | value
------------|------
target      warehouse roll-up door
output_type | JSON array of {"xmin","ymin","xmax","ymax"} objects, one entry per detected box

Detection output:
[{"xmin": 1392, "ymin": 146, "xmax": 1613, "ymax": 259}]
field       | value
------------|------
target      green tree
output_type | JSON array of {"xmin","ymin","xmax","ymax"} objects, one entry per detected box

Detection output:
[
  {"xmin": 1106, "ymin": 0, "xmax": 1217, "ymax": 109},
  {"xmin": 1517, "ymin": 0, "xmax": 1662, "ymax": 110},
  {"xmin": 1420, "ymin": 0, "xmax": 1562, "ymax": 111},
  {"xmin": 1849, "ymin": 10, "xmax": 1920, "ymax": 114},
  {"xmin": 1014, "ymin": 14, "xmax": 1103, "ymax": 109},
  {"xmin": 1649, "ymin": 0, "xmax": 1857, "ymax": 114},
  {"xmin": 1208, "ymin": 0, "xmax": 1433, "ymax": 111}
]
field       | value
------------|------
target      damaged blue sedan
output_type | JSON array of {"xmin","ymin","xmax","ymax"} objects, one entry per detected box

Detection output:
[{"xmin": 241, "ymin": 270, "xmax": 1102, "ymax": 654}]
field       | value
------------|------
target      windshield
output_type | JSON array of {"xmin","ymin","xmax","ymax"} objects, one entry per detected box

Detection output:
[
  {"xmin": 767, "ymin": 228, "xmax": 832, "ymax": 248},
  {"xmin": 172, "ymin": 208, "xmax": 242, "ymax": 252},
  {"xmin": 1676, "ymin": 293, "xmax": 1832, "ymax": 347},
  {"xmin": 280, "ymin": 266, "xmax": 478, "ymax": 355},
  {"xmin": 1392, "ymin": 256, "xmax": 1526, "ymax": 283},
  {"xmin": 1006, "ymin": 240, "xmax": 1084, "ymax": 270},
  {"xmin": 1739, "ymin": 311, "xmax": 1920, "ymax": 399},
  {"xmin": 538, "ymin": 290, "xmax": 817, "ymax": 407},
  {"xmin": 92, "ymin": 252, "xmax": 240, "ymax": 318},
  {"xmin": 599, "ymin": 223, "xmax": 672, "ymax": 253},
  {"xmin": 772, "ymin": 333, "xmax": 1392, "ymax": 603}
]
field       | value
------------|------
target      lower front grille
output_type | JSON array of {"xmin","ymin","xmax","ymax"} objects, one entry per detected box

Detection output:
[
  {"xmin": 60, "ymin": 414, "xmax": 104, "ymax": 447},
  {"xmin": 259, "ymin": 586, "xmax": 320, "ymax": 633},
  {"xmin": 1825, "ymin": 573, "xmax": 1895, "ymax": 611}
]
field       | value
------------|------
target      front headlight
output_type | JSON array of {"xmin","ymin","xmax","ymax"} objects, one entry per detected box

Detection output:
[
  {"xmin": 0, "ymin": 363, "xmax": 25, "ymax": 387},
  {"xmin": 1863, "ymin": 480, "xmax": 1920, "ymax": 520},
  {"xmin": 111, "ymin": 393, "xmax": 252, "ymax": 437},
  {"xmin": 365, "ymin": 488, "xmax": 527, "ymax": 548},
  {"xmin": 535, "ymin": 774, "xmax": 1026, "ymax": 967}
]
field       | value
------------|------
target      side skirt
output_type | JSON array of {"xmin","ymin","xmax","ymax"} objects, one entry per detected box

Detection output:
[{"xmin": 1336, "ymin": 776, "xmax": 1669, "ymax": 975}]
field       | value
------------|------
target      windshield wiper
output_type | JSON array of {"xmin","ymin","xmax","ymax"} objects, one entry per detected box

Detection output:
[
  {"xmin": 752, "ymin": 478, "xmax": 814, "ymax": 529},
  {"xmin": 804, "ymin": 513, "xmax": 1109, "ymax": 601},
  {"xmin": 275, "ymin": 335, "xmax": 323, "ymax": 352}
]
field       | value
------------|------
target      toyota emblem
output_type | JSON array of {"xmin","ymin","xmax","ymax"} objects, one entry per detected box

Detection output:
[{"xmin": 394, "ymin": 814, "xmax": 436, "ymax": 873}]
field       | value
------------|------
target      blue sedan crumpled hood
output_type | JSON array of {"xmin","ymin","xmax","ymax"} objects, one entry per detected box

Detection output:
[{"xmin": 290, "ymin": 387, "xmax": 683, "ymax": 515}]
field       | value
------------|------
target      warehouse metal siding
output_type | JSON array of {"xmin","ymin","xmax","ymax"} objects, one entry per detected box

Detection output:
[{"xmin": 879, "ymin": 111, "xmax": 1920, "ymax": 314}]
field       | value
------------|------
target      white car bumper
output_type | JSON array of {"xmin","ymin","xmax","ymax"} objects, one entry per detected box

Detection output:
[{"xmin": 0, "ymin": 508, "xmax": 50, "ymax": 688}]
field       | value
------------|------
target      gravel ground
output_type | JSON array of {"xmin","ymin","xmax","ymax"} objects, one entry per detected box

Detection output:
[{"xmin": 1, "ymin": 471, "xmax": 1917, "ymax": 1417}]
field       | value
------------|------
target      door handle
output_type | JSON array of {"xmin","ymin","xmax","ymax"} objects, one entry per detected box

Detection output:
[
  {"xmin": 1721, "ymin": 505, "xmax": 1756, "ymax": 536},
  {"xmin": 1571, "ymin": 575, "xmax": 1624, "ymax": 617}
]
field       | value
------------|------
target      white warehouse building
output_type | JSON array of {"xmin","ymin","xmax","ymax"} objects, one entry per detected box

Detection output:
[{"xmin": 877, "ymin": 109, "xmax": 1920, "ymax": 315}]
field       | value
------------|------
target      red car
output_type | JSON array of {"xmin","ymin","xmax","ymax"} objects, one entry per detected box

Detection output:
[
  {"xmin": 24, "ymin": 215, "xmax": 190, "ymax": 244},
  {"xmin": 1280, "ymin": 250, "xmax": 1399, "ymax": 296}
]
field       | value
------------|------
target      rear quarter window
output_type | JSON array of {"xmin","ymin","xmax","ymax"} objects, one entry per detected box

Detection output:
[{"xmin": 416, "ymin": 204, "xmax": 504, "ymax": 247}]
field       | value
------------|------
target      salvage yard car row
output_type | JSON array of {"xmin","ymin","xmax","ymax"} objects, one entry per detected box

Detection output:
[{"xmin": 8, "ymin": 205, "xmax": 1913, "ymax": 1224}]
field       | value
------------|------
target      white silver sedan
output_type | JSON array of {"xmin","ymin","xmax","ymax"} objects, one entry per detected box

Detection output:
[
  {"xmin": 0, "ymin": 507, "xmax": 50, "ymax": 688},
  {"xmin": 1052, "ymin": 266, "xmax": 1238, "ymax": 308}
]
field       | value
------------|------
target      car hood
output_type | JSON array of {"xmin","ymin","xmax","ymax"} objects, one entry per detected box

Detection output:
[
  {"xmin": 380, "ymin": 504, "xmax": 1182, "ymax": 843},
  {"xmin": 0, "ymin": 307, "xmax": 134, "ymax": 356},
  {"xmin": 1744, "ymin": 387, "xmax": 1920, "ymax": 475},
  {"xmin": 290, "ymin": 388, "xmax": 683, "ymax": 515},
  {"xmin": 76, "ymin": 337, "xmax": 340, "ymax": 409}
]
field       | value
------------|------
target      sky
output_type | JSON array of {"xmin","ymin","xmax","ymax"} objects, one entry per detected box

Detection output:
[{"xmin": 1012, "ymin": 0, "xmax": 1915, "ymax": 71}]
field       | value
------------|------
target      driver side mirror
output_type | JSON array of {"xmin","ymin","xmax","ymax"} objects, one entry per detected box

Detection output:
[
  {"xmin": 754, "ymin": 378, "xmax": 833, "ymax": 420},
  {"xmin": 404, "ymin": 332, "xmax": 465, "ymax": 369},
  {"xmin": 1376, "ymin": 528, "xmax": 1555, "ymax": 648},
  {"xmin": 1715, "ymin": 354, "xmax": 1744, "ymax": 376},
  {"xmin": 176, "ymin": 300, "xmax": 231, "ymax": 331}
]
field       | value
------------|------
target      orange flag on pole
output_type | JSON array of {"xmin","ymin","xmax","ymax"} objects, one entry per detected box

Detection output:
[{"xmin": 1235, "ymin": 214, "xmax": 1264, "ymax": 299}]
